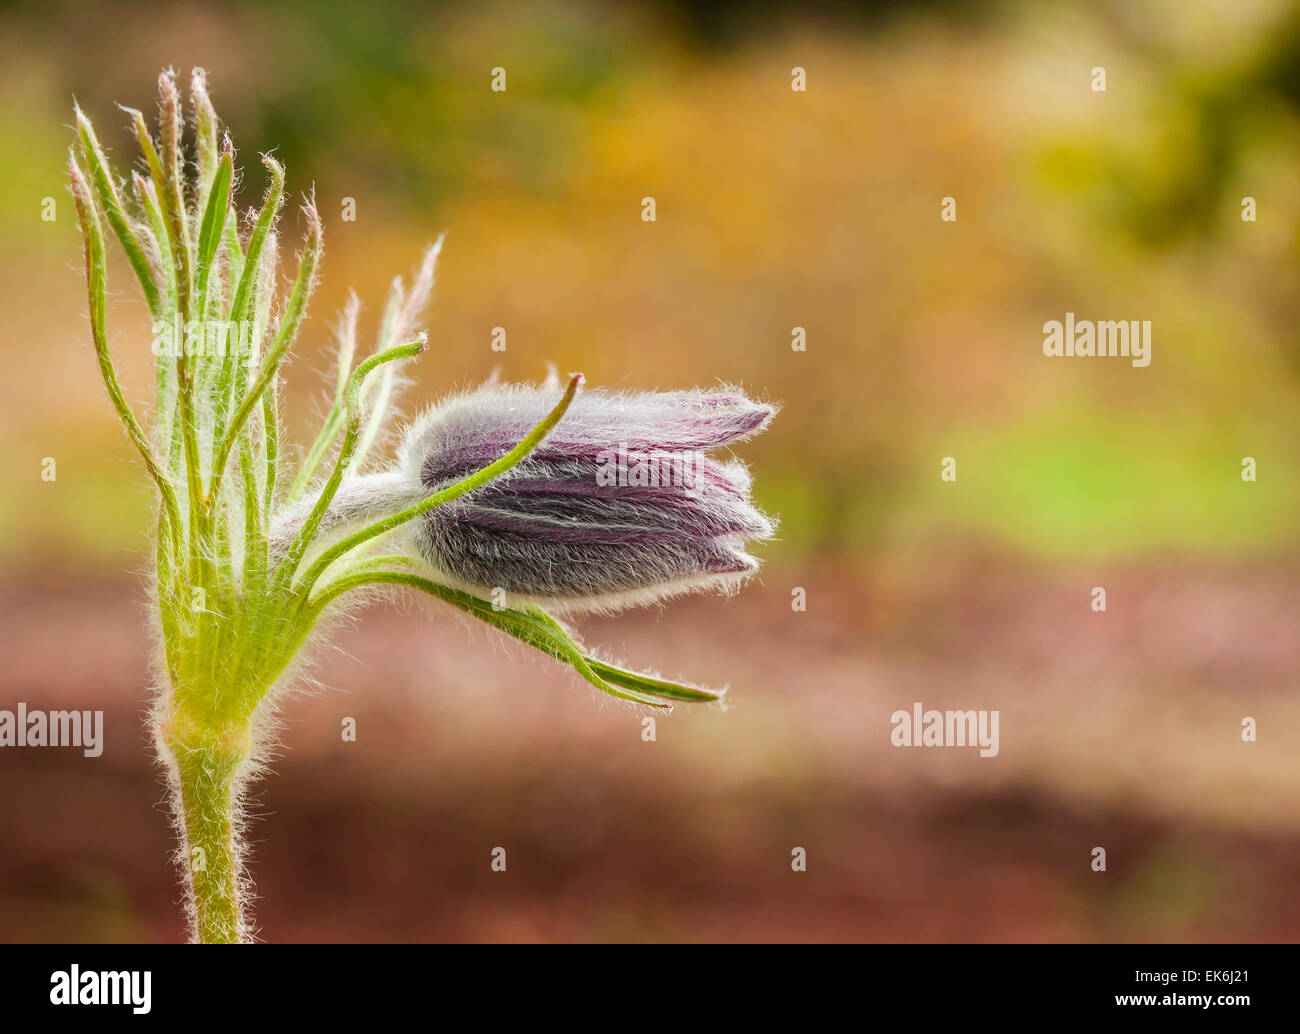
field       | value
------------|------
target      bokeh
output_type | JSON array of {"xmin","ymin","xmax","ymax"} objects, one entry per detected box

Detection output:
[{"xmin": 2, "ymin": 0, "xmax": 1299, "ymax": 941}]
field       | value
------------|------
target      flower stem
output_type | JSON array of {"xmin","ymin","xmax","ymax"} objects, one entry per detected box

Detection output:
[{"xmin": 162, "ymin": 707, "xmax": 254, "ymax": 943}]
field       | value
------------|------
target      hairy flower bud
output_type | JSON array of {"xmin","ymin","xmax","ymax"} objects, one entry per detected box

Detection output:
[
  {"xmin": 278, "ymin": 383, "xmax": 778, "ymax": 613},
  {"xmin": 394, "ymin": 384, "xmax": 777, "ymax": 612}
]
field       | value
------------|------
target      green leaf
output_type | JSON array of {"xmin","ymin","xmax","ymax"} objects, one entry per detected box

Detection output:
[
  {"xmin": 75, "ymin": 107, "xmax": 163, "ymax": 318},
  {"xmin": 308, "ymin": 571, "xmax": 724, "ymax": 709},
  {"xmin": 194, "ymin": 148, "xmax": 232, "ymax": 307}
]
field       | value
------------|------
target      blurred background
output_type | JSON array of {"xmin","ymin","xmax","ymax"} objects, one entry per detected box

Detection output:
[{"xmin": 2, "ymin": 0, "xmax": 1300, "ymax": 942}]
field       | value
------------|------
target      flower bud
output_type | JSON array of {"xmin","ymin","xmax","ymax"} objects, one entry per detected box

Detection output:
[{"xmin": 397, "ymin": 383, "xmax": 777, "ymax": 613}]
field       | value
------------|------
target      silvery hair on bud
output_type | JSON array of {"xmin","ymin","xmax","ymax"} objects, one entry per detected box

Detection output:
[{"xmin": 274, "ymin": 382, "xmax": 778, "ymax": 615}]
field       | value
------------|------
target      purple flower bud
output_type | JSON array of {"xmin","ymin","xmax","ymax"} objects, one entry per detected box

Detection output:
[{"xmin": 397, "ymin": 384, "xmax": 777, "ymax": 613}]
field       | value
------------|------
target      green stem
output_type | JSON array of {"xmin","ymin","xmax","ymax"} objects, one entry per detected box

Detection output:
[
  {"xmin": 163, "ymin": 706, "xmax": 254, "ymax": 944},
  {"xmin": 274, "ymin": 337, "xmax": 427, "ymax": 590},
  {"xmin": 210, "ymin": 203, "xmax": 320, "ymax": 506}
]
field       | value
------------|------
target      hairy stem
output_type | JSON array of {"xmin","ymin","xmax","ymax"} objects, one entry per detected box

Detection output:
[{"xmin": 161, "ymin": 705, "xmax": 254, "ymax": 944}]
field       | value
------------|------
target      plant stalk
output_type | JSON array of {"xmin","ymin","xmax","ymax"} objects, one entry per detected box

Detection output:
[{"xmin": 160, "ymin": 701, "xmax": 255, "ymax": 944}]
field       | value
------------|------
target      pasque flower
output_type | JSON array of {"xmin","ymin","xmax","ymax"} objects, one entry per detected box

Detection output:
[
  {"xmin": 69, "ymin": 69, "xmax": 777, "ymax": 943},
  {"xmin": 281, "ymin": 384, "xmax": 777, "ymax": 614}
]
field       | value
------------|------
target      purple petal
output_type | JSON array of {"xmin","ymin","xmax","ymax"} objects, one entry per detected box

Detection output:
[
  {"xmin": 400, "ymin": 382, "xmax": 777, "ymax": 610},
  {"xmin": 405, "ymin": 386, "xmax": 776, "ymax": 484}
]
